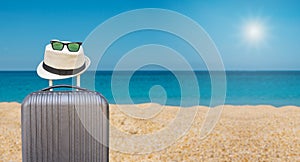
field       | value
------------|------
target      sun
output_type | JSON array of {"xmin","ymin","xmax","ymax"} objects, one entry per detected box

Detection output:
[
  {"xmin": 237, "ymin": 15, "xmax": 270, "ymax": 50},
  {"xmin": 244, "ymin": 21, "xmax": 265, "ymax": 43}
]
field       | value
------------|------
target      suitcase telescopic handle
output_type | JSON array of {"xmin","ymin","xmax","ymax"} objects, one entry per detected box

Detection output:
[{"xmin": 41, "ymin": 85, "xmax": 88, "ymax": 91}]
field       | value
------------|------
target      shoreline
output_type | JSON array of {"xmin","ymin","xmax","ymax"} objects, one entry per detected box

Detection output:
[
  {"xmin": 0, "ymin": 102, "xmax": 299, "ymax": 161},
  {"xmin": 2, "ymin": 101, "xmax": 300, "ymax": 108}
]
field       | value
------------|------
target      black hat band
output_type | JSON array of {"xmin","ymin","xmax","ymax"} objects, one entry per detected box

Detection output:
[{"xmin": 42, "ymin": 62, "xmax": 86, "ymax": 75}]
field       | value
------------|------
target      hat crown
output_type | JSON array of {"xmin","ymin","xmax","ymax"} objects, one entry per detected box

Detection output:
[{"xmin": 44, "ymin": 44, "xmax": 85, "ymax": 70}]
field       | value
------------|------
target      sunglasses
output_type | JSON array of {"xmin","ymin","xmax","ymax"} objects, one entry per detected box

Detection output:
[{"xmin": 50, "ymin": 40, "xmax": 82, "ymax": 52}]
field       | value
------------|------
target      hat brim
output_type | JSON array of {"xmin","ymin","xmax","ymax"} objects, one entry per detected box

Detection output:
[{"xmin": 37, "ymin": 56, "xmax": 90, "ymax": 80}]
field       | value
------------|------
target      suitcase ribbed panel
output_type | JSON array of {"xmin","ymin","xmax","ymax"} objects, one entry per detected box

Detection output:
[{"xmin": 22, "ymin": 90, "xmax": 109, "ymax": 162}]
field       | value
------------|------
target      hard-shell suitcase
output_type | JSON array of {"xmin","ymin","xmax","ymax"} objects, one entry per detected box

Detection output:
[{"xmin": 21, "ymin": 85, "xmax": 109, "ymax": 162}]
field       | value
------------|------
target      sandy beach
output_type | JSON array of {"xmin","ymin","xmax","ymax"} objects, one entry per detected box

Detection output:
[{"xmin": 0, "ymin": 102, "xmax": 299, "ymax": 161}]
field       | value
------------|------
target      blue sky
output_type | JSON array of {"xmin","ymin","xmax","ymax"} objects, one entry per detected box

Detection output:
[{"xmin": 1, "ymin": 0, "xmax": 300, "ymax": 70}]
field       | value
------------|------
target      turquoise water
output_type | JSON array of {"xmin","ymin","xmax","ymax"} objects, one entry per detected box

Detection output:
[{"xmin": 0, "ymin": 71, "xmax": 300, "ymax": 106}]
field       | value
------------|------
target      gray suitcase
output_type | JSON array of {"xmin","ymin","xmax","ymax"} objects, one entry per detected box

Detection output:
[{"xmin": 21, "ymin": 85, "xmax": 109, "ymax": 162}]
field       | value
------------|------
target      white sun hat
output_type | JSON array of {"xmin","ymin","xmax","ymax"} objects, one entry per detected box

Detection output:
[{"xmin": 37, "ymin": 41, "xmax": 90, "ymax": 80}]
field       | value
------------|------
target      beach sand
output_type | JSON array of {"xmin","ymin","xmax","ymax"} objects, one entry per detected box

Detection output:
[{"xmin": 0, "ymin": 102, "xmax": 299, "ymax": 161}]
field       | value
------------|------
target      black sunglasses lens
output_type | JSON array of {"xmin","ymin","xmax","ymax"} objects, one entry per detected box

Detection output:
[
  {"xmin": 51, "ymin": 42, "xmax": 64, "ymax": 51},
  {"xmin": 67, "ymin": 43, "xmax": 81, "ymax": 52}
]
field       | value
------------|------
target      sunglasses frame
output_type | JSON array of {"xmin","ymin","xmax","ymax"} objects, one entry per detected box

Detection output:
[{"xmin": 50, "ymin": 40, "xmax": 82, "ymax": 52}]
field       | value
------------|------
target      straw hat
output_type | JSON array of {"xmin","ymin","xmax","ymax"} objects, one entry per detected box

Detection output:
[{"xmin": 37, "ymin": 41, "xmax": 90, "ymax": 80}]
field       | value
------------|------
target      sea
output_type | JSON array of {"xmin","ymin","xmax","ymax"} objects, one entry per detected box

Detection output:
[{"xmin": 0, "ymin": 71, "xmax": 300, "ymax": 107}]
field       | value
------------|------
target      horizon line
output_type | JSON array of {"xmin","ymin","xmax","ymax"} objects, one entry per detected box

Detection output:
[{"xmin": 1, "ymin": 70, "xmax": 300, "ymax": 72}]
